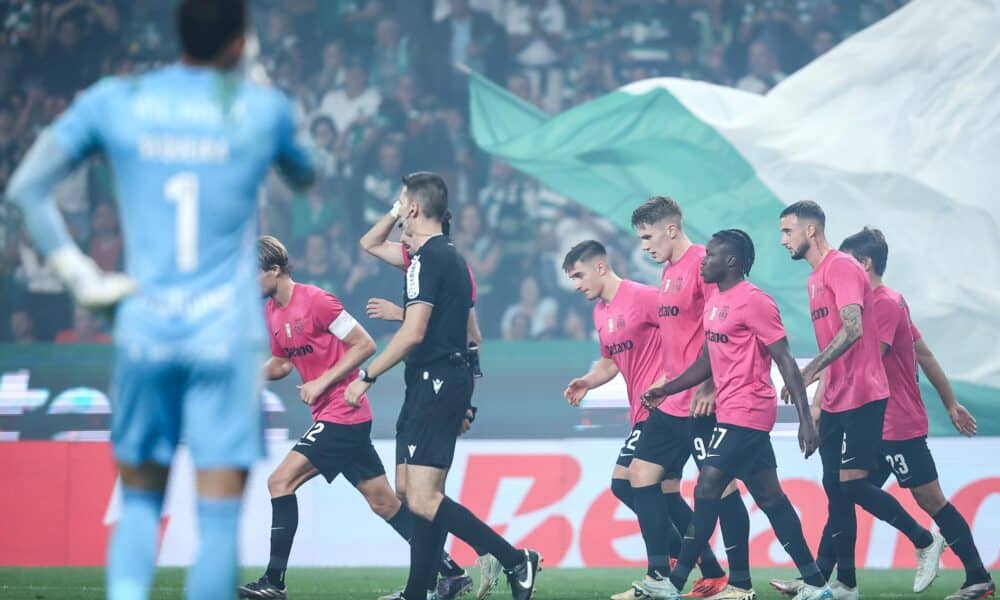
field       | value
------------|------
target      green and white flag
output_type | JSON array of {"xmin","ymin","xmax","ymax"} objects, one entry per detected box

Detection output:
[{"xmin": 470, "ymin": 0, "xmax": 1000, "ymax": 433}]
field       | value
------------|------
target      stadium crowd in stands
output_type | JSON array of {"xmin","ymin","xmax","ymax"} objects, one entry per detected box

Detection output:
[{"xmin": 0, "ymin": 0, "xmax": 906, "ymax": 342}]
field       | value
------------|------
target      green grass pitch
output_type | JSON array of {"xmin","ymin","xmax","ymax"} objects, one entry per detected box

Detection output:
[{"xmin": 0, "ymin": 567, "xmax": 969, "ymax": 599}]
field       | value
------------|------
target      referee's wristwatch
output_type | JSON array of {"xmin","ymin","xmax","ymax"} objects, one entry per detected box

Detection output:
[{"xmin": 358, "ymin": 368, "xmax": 377, "ymax": 384}]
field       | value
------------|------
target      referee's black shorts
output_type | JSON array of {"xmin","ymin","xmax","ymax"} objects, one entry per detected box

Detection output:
[{"xmin": 397, "ymin": 354, "xmax": 472, "ymax": 469}]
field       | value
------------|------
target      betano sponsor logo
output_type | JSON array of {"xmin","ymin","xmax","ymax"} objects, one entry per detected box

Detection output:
[{"xmin": 1, "ymin": 440, "xmax": 996, "ymax": 568}]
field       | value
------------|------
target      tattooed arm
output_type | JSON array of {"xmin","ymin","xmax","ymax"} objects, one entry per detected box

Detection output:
[{"xmin": 800, "ymin": 303, "xmax": 863, "ymax": 385}]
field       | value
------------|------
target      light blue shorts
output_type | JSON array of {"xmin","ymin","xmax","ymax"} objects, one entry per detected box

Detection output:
[{"xmin": 110, "ymin": 344, "xmax": 265, "ymax": 469}]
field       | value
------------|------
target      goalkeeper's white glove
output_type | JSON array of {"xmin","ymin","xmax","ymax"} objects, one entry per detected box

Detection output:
[{"xmin": 48, "ymin": 246, "xmax": 138, "ymax": 309}]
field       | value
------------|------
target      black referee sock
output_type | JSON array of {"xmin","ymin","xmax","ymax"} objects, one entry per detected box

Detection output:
[
  {"xmin": 265, "ymin": 495, "xmax": 298, "ymax": 588},
  {"xmin": 759, "ymin": 495, "xmax": 825, "ymax": 587},
  {"xmin": 933, "ymin": 503, "xmax": 990, "ymax": 586},
  {"xmin": 842, "ymin": 479, "xmax": 933, "ymax": 548},
  {"xmin": 664, "ymin": 492, "xmax": 726, "ymax": 579},
  {"xmin": 426, "ymin": 523, "xmax": 447, "ymax": 590},
  {"xmin": 387, "ymin": 503, "xmax": 414, "ymax": 542},
  {"xmin": 403, "ymin": 516, "xmax": 438, "ymax": 600},
  {"xmin": 439, "ymin": 553, "xmax": 465, "ymax": 578},
  {"xmin": 433, "ymin": 496, "xmax": 523, "ymax": 569},
  {"xmin": 719, "ymin": 492, "xmax": 752, "ymax": 589},
  {"xmin": 669, "ymin": 496, "xmax": 720, "ymax": 591},
  {"xmin": 633, "ymin": 484, "xmax": 673, "ymax": 578}
]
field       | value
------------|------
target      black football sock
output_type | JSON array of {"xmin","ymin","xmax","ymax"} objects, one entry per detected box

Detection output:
[
  {"xmin": 933, "ymin": 503, "xmax": 990, "ymax": 586},
  {"xmin": 433, "ymin": 496, "xmax": 523, "ymax": 569},
  {"xmin": 387, "ymin": 502, "xmax": 414, "ymax": 542},
  {"xmin": 670, "ymin": 496, "xmax": 720, "ymax": 591},
  {"xmin": 611, "ymin": 478, "xmax": 636, "ymax": 511},
  {"xmin": 665, "ymin": 491, "xmax": 725, "ymax": 579},
  {"xmin": 265, "ymin": 495, "xmax": 297, "ymax": 588},
  {"xmin": 759, "ymin": 495, "xmax": 825, "ymax": 587},
  {"xmin": 842, "ymin": 479, "xmax": 933, "ymax": 548},
  {"xmin": 823, "ymin": 475, "xmax": 857, "ymax": 588},
  {"xmin": 633, "ymin": 483, "xmax": 673, "ymax": 578},
  {"xmin": 402, "ymin": 515, "xmax": 438, "ymax": 600},
  {"xmin": 425, "ymin": 523, "xmax": 446, "ymax": 591},
  {"xmin": 719, "ymin": 491, "xmax": 752, "ymax": 589},
  {"xmin": 440, "ymin": 552, "xmax": 465, "ymax": 578},
  {"xmin": 816, "ymin": 519, "xmax": 837, "ymax": 581}
]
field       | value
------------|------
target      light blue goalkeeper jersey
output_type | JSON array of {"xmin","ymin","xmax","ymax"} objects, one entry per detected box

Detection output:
[{"xmin": 45, "ymin": 63, "xmax": 314, "ymax": 350}]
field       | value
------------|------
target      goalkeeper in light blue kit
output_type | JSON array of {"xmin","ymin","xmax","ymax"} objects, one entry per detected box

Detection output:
[{"xmin": 6, "ymin": 1, "xmax": 315, "ymax": 598}]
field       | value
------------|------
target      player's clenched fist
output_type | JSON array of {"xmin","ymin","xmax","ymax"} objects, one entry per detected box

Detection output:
[
  {"xmin": 297, "ymin": 379, "xmax": 325, "ymax": 405},
  {"xmin": 563, "ymin": 378, "xmax": 590, "ymax": 406},
  {"xmin": 344, "ymin": 379, "xmax": 369, "ymax": 408},
  {"xmin": 366, "ymin": 297, "xmax": 403, "ymax": 321}
]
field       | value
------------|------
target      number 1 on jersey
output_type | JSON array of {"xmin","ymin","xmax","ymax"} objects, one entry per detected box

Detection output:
[{"xmin": 165, "ymin": 172, "xmax": 199, "ymax": 272}]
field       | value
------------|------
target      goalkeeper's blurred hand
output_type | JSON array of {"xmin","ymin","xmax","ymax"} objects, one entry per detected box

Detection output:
[{"xmin": 49, "ymin": 246, "xmax": 138, "ymax": 310}]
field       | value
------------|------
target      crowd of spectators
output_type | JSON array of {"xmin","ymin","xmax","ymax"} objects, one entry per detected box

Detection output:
[{"xmin": 0, "ymin": 0, "xmax": 906, "ymax": 342}]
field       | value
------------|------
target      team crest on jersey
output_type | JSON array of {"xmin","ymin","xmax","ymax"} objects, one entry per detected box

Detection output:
[
  {"xmin": 284, "ymin": 322, "xmax": 292, "ymax": 338},
  {"xmin": 662, "ymin": 277, "xmax": 684, "ymax": 293},
  {"xmin": 293, "ymin": 319, "xmax": 305, "ymax": 336},
  {"xmin": 717, "ymin": 306, "xmax": 729, "ymax": 321},
  {"xmin": 607, "ymin": 316, "xmax": 626, "ymax": 332},
  {"xmin": 810, "ymin": 283, "xmax": 825, "ymax": 298},
  {"xmin": 407, "ymin": 256, "xmax": 421, "ymax": 299}
]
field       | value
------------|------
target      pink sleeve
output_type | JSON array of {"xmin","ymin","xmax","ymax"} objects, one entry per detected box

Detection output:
[
  {"xmin": 826, "ymin": 257, "xmax": 865, "ymax": 311},
  {"xmin": 311, "ymin": 290, "xmax": 345, "ymax": 331},
  {"xmin": 747, "ymin": 291, "xmax": 786, "ymax": 346},
  {"xmin": 871, "ymin": 295, "xmax": 900, "ymax": 347}
]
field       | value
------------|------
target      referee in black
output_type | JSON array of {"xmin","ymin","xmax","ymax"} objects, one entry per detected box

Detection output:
[{"xmin": 345, "ymin": 172, "xmax": 541, "ymax": 600}]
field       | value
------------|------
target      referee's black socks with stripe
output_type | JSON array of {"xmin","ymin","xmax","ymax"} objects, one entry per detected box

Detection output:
[
  {"xmin": 265, "ymin": 494, "xmax": 298, "ymax": 588},
  {"xmin": 933, "ymin": 502, "xmax": 991, "ymax": 586},
  {"xmin": 433, "ymin": 496, "xmax": 524, "ymax": 569}
]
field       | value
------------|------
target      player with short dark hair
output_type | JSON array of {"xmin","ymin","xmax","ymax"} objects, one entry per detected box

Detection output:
[
  {"xmin": 360, "ymin": 201, "xmax": 499, "ymax": 600},
  {"xmin": 560, "ymin": 240, "xmax": 725, "ymax": 600},
  {"xmin": 6, "ymin": 1, "xmax": 316, "ymax": 598},
  {"xmin": 239, "ymin": 235, "xmax": 436, "ymax": 599},
  {"xmin": 346, "ymin": 172, "xmax": 540, "ymax": 600},
  {"xmin": 627, "ymin": 196, "xmax": 751, "ymax": 599},
  {"xmin": 779, "ymin": 203, "xmax": 944, "ymax": 598},
  {"xmin": 773, "ymin": 228, "xmax": 994, "ymax": 600},
  {"xmin": 643, "ymin": 230, "xmax": 832, "ymax": 600}
]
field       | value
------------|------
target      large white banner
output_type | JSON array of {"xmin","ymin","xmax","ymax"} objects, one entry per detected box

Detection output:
[{"xmin": 146, "ymin": 437, "xmax": 1000, "ymax": 569}]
